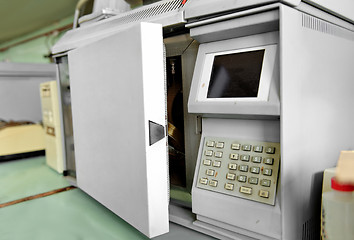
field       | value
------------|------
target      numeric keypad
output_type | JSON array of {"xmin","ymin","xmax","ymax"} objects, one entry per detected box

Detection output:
[{"xmin": 196, "ymin": 137, "xmax": 280, "ymax": 206}]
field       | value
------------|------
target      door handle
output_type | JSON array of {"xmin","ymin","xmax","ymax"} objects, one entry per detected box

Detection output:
[{"xmin": 148, "ymin": 120, "xmax": 165, "ymax": 146}]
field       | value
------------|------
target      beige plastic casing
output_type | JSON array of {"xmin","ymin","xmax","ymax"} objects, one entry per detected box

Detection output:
[
  {"xmin": 40, "ymin": 81, "xmax": 64, "ymax": 173},
  {"xmin": 0, "ymin": 124, "xmax": 45, "ymax": 156}
]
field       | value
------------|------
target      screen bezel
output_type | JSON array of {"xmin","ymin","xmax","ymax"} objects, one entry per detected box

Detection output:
[{"xmin": 196, "ymin": 44, "xmax": 277, "ymax": 103}]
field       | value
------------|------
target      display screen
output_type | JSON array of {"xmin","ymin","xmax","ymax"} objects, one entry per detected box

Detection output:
[{"xmin": 207, "ymin": 50, "xmax": 265, "ymax": 98}]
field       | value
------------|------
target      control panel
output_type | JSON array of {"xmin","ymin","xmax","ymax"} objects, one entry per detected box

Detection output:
[{"xmin": 196, "ymin": 136, "xmax": 280, "ymax": 205}]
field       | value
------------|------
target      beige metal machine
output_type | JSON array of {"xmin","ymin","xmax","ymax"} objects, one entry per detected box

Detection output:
[
  {"xmin": 40, "ymin": 81, "xmax": 64, "ymax": 173},
  {"xmin": 0, "ymin": 123, "xmax": 45, "ymax": 159}
]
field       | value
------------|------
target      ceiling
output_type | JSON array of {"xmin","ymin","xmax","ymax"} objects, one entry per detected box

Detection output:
[{"xmin": 0, "ymin": 0, "xmax": 78, "ymax": 44}]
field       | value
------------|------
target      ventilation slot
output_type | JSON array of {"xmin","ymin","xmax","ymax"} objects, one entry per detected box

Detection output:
[
  {"xmin": 103, "ymin": 0, "xmax": 183, "ymax": 26},
  {"xmin": 302, "ymin": 218, "xmax": 320, "ymax": 240},
  {"xmin": 302, "ymin": 14, "xmax": 354, "ymax": 41},
  {"xmin": 302, "ymin": 14, "xmax": 333, "ymax": 35}
]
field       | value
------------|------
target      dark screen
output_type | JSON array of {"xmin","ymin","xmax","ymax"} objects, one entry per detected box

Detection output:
[{"xmin": 207, "ymin": 49, "xmax": 265, "ymax": 98}]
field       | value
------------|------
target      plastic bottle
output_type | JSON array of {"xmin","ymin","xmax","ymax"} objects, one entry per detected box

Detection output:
[{"xmin": 322, "ymin": 177, "xmax": 354, "ymax": 240}]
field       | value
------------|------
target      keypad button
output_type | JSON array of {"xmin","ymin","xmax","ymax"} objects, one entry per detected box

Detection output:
[
  {"xmin": 214, "ymin": 151, "xmax": 223, "ymax": 158},
  {"xmin": 209, "ymin": 180, "xmax": 218, "ymax": 187},
  {"xmin": 253, "ymin": 145, "xmax": 263, "ymax": 153},
  {"xmin": 203, "ymin": 159, "xmax": 211, "ymax": 166},
  {"xmin": 206, "ymin": 141, "xmax": 215, "ymax": 147},
  {"xmin": 228, "ymin": 163, "xmax": 237, "ymax": 170},
  {"xmin": 260, "ymin": 179, "xmax": 271, "ymax": 187},
  {"xmin": 205, "ymin": 150, "xmax": 213, "ymax": 156},
  {"xmin": 250, "ymin": 167, "xmax": 260, "ymax": 174},
  {"xmin": 265, "ymin": 147, "xmax": 276, "ymax": 154},
  {"xmin": 242, "ymin": 144, "xmax": 252, "ymax": 151},
  {"xmin": 230, "ymin": 153, "xmax": 239, "ymax": 160},
  {"xmin": 239, "ymin": 165, "xmax": 248, "ymax": 172},
  {"xmin": 231, "ymin": 143, "xmax": 241, "ymax": 150},
  {"xmin": 259, "ymin": 190, "xmax": 270, "ymax": 198},
  {"xmin": 225, "ymin": 183, "xmax": 234, "ymax": 191},
  {"xmin": 216, "ymin": 142, "xmax": 224, "ymax": 148},
  {"xmin": 264, "ymin": 157, "xmax": 274, "ymax": 165},
  {"xmin": 240, "ymin": 186, "xmax": 252, "ymax": 195},
  {"xmin": 237, "ymin": 175, "xmax": 247, "ymax": 183},
  {"xmin": 249, "ymin": 177, "xmax": 259, "ymax": 185},
  {"xmin": 226, "ymin": 173, "xmax": 236, "ymax": 180},
  {"xmin": 206, "ymin": 169, "xmax": 215, "ymax": 176},
  {"xmin": 199, "ymin": 178, "xmax": 208, "ymax": 185},
  {"xmin": 240, "ymin": 155, "xmax": 250, "ymax": 162},
  {"xmin": 213, "ymin": 160, "xmax": 221, "ymax": 168},
  {"xmin": 252, "ymin": 156, "xmax": 262, "ymax": 163},
  {"xmin": 263, "ymin": 168, "xmax": 273, "ymax": 176}
]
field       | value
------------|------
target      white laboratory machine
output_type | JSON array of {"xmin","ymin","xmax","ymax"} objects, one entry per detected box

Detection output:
[{"xmin": 51, "ymin": 0, "xmax": 354, "ymax": 239}]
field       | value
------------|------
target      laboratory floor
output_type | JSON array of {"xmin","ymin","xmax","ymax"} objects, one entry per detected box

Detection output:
[{"xmin": 0, "ymin": 157, "xmax": 215, "ymax": 240}]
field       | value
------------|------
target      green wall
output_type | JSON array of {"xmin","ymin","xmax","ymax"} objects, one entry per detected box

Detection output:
[{"xmin": 0, "ymin": 16, "xmax": 73, "ymax": 63}]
